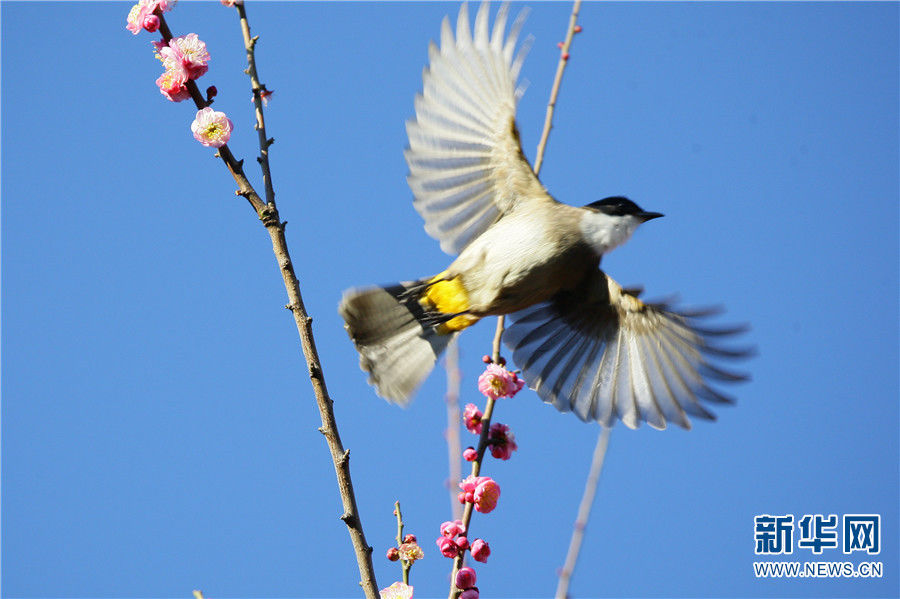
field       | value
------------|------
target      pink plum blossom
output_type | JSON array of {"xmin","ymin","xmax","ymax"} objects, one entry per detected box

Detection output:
[
  {"xmin": 470, "ymin": 538, "xmax": 491, "ymax": 563},
  {"xmin": 398, "ymin": 541, "xmax": 423, "ymax": 563},
  {"xmin": 379, "ymin": 581, "xmax": 413, "ymax": 599},
  {"xmin": 156, "ymin": 67, "xmax": 190, "ymax": 102},
  {"xmin": 191, "ymin": 107, "xmax": 233, "ymax": 148},
  {"xmin": 160, "ymin": 33, "xmax": 210, "ymax": 80},
  {"xmin": 472, "ymin": 478, "xmax": 500, "ymax": 513},
  {"xmin": 457, "ymin": 475, "xmax": 500, "ymax": 512},
  {"xmin": 463, "ymin": 403, "xmax": 482, "ymax": 434},
  {"xmin": 477, "ymin": 363, "xmax": 525, "ymax": 400},
  {"xmin": 455, "ymin": 567, "xmax": 477, "ymax": 590},
  {"xmin": 126, "ymin": 0, "xmax": 176, "ymax": 34},
  {"xmin": 488, "ymin": 422, "xmax": 517, "ymax": 461}
]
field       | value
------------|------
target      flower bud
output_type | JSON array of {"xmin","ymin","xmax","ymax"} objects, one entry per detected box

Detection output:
[
  {"xmin": 463, "ymin": 447, "xmax": 478, "ymax": 462},
  {"xmin": 386, "ymin": 547, "xmax": 400, "ymax": 561},
  {"xmin": 436, "ymin": 536, "xmax": 459, "ymax": 558},
  {"xmin": 473, "ymin": 477, "xmax": 501, "ymax": 513},
  {"xmin": 455, "ymin": 536, "xmax": 469, "ymax": 550},
  {"xmin": 470, "ymin": 538, "xmax": 490, "ymax": 563},
  {"xmin": 143, "ymin": 14, "xmax": 160, "ymax": 32},
  {"xmin": 455, "ymin": 567, "xmax": 477, "ymax": 589},
  {"xmin": 459, "ymin": 589, "xmax": 479, "ymax": 599},
  {"xmin": 440, "ymin": 520, "xmax": 465, "ymax": 538},
  {"xmin": 403, "ymin": 534, "xmax": 417, "ymax": 544}
]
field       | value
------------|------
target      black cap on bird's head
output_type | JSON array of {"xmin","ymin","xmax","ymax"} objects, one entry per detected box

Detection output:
[{"xmin": 585, "ymin": 196, "xmax": 664, "ymax": 222}]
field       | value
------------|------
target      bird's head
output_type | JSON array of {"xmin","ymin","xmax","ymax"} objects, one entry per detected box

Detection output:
[{"xmin": 580, "ymin": 196, "xmax": 664, "ymax": 256}]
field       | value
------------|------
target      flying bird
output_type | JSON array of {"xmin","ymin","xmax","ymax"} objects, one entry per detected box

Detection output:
[{"xmin": 339, "ymin": 2, "xmax": 751, "ymax": 429}]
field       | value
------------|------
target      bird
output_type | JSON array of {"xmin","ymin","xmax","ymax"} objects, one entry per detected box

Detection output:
[{"xmin": 339, "ymin": 2, "xmax": 751, "ymax": 430}]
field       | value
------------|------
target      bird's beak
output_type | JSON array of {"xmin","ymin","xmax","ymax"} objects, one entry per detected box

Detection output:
[{"xmin": 638, "ymin": 211, "xmax": 664, "ymax": 222}]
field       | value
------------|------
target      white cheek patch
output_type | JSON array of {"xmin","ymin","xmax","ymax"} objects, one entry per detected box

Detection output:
[{"xmin": 579, "ymin": 212, "xmax": 638, "ymax": 256}]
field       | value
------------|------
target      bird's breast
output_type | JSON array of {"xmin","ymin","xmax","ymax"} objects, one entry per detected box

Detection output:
[{"xmin": 448, "ymin": 208, "xmax": 598, "ymax": 315}]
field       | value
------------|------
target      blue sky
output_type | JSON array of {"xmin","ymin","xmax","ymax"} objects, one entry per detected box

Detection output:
[{"xmin": 2, "ymin": 2, "xmax": 897, "ymax": 598}]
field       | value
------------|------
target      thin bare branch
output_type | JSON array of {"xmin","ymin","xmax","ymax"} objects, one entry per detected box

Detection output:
[
  {"xmin": 444, "ymin": 338, "xmax": 464, "ymax": 522},
  {"xmin": 236, "ymin": 1, "xmax": 276, "ymax": 207},
  {"xmin": 534, "ymin": 0, "xmax": 583, "ymax": 176},
  {"xmin": 555, "ymin": 426, "xmax": 611, "ymax": 599}
]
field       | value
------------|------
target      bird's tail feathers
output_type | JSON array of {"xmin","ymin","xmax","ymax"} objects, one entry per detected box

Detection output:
[{"xmin": 339, "ymin": 277, "xmax": 475, "ymax": 404}]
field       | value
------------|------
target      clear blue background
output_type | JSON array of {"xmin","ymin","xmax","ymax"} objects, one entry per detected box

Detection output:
[{"xmin": 2, "ymin": 2, "xmax": 897, "ymax": 598}]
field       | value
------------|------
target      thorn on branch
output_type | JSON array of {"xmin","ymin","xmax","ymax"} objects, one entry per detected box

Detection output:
[
  {"xmin": 266, "ymin": 137, "xmax": 275, "ymax": 147},
  {"xmin": 285, "ymin": 303, "xmax": 294, "ymax": 311},
  {"xmin": 339, "ymin": 449, "xmax": 350, "ymax": 466},
  {"xmin": 318, "ymin": 426, "xmax": 326, "ymax": 435},
  {"xmin": 340, "ymin": 512, "xmax": 357, "ymax": 527},
  {"xmin": 281, "ymin": 220, "xmax": 288, "ymax": 230}
]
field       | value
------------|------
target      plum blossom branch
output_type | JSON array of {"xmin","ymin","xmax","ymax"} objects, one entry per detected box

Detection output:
[
  {"xmin": 394, "ymin": 502, "xmax": 411, "ymax": 585},
  {"xmin": 445, "ymin": 364, "xmax": 523, "ymax": 599},
  {"xmin": 129, "ymin": 3, "xmax": 378, "ymax": 597},
  {"xmin": 155, "ymin": 11, "xmax": 267, "ymax": 215}
]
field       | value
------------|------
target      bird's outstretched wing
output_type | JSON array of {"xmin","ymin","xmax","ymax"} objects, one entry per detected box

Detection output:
[
  {"xmin": 503, "ymin": 270, "xmax": 753, "ymax": 430},
  {"xmin": 405, "ymin": 2, "xmax": 549, "ymax": 255}
]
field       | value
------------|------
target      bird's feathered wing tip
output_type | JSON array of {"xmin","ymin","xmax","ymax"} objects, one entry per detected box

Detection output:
[
  {"xmin": 503, "ymin": 271, "xmax": 753, "ymax": 430},
  {"xmin": 405, "ymin": 1, "xmax": 548, "ymax": 256},
  {"xmin": 339, "ymin": 283, "xmax": 455, "ymax": 405}
]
